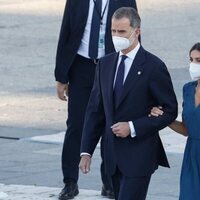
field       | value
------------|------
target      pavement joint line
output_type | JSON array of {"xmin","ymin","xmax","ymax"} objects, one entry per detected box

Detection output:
[{"xmin": 0, "ymin": 136, "xmax": 20, "ymax": 140}]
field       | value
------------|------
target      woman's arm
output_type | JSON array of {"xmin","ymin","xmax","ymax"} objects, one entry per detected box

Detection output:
[{"xmin": 169, "ymin": 120, "xmax": 188, "ymax": 136}]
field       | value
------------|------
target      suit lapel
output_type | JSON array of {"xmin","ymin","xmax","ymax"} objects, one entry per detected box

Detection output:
[
  {"xmin": 107, "ymin": 53, "xmax": 119, "ymax": 114},
  {"xmin": 115, "ymin": 47, "xmax": 146, "ymax": 109},
  {"xmin": 106, "ymin": 0, "xmax": 118, "ymax": 30},
  {"xmin": 76, "ymin": 0, "xmax": 90, "ymax": 27},
  {"xmin": 82, "ymin": 0, "xmax": 90, "ymax": 22}
]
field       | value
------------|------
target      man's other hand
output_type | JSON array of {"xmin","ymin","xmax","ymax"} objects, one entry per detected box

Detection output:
[{"xmin": 79, "ymin": 155, "xmax": 91, "ymax": 174}]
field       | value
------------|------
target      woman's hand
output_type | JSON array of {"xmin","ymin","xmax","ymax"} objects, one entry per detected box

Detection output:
[{"xmin": 148, "ymin": 106, "xmax": 163, "ymax": 117}]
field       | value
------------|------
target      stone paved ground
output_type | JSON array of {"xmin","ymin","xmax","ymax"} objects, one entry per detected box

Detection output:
[
  {"xmin": 0, "ymin": 184, "xmax": 107, "ymax": 200},
  {"xmin": 0, "ymin": 0, "xmax": 199, "ymax": 199}
]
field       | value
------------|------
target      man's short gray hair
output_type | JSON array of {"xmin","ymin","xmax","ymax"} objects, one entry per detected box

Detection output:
[{"xmin": 112, "ymin": 7, "xmax": 141, "ymax": 28}]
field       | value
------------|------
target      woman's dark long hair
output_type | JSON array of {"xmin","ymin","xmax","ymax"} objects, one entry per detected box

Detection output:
[{"xmin": 190, "ymin": 42, "xmax": 200, "ymax": 55}]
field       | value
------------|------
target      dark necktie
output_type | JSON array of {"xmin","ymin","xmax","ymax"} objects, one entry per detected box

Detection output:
[
  {"xmin": 88, "ymin": 0, "xmax": 102, "ymax": 59},
  {"xmin": 114, "ymin": 55, "xmax": 127, "ymax": 108}
]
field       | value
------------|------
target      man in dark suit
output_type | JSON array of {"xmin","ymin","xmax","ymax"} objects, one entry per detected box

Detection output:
[
  {"xmin": 79, "ymin": 7, "xmax": 178, "ymax": 200},
  {"xmin": 55, "ymin": 1, "xmax": 138, "ymax": 199}
]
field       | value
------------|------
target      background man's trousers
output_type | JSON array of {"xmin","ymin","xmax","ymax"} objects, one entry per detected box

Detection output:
[{"xmin": 61, "ymin": 54, "xmax": 112, "ymax": 190}]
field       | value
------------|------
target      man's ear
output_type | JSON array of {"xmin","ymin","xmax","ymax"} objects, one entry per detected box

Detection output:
[{"xmin": 135, "ymin": 27, "xmax": 141, "ymax": 38}]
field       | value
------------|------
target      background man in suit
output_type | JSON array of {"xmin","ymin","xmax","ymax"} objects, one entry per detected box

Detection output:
[
  {"xmin": 79, "ymin": 7, "xmax": 178, "ymax": 200},
  {"xmin": 55, "ymin": 0, "xmax": 137, "ymax": 199}
]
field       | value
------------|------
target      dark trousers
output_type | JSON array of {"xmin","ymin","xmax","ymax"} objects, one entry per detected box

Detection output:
[
  {"xmin": 112, "ymin": 167, "xmax": 151, "ymax": 200},
  {"xmin": 61, "ymin": 54, "xmax": 112, "ymax": 189},
  {"xmin": 100, "ymin": 136, "xmax": 113, "ymax": 190}
]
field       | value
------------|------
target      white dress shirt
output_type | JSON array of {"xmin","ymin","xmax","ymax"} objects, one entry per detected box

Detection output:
[
  {"xmin": 114, "ymin": 43, "xmax": 140, "ymax": 138},
  {"xmin": 78, "ymin": 0, "xmax": 109, "ymax": 59}
]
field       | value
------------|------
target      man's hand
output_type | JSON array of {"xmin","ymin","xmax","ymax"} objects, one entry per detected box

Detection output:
[
  {"xmin": 56, "ymin": 82, "xmax": 68, "ymax": 101},
  {"xmin": 79, "ymin": 155, "xmax": 91, "ymax": 174},
  {"xmin": 111, "ymin": 122, "xmax": 130, "ymax": 138}
]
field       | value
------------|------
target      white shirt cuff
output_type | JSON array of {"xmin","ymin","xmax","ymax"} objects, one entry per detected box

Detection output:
[
  {"xmin": 80, "ymin": 152, "xmax": 91, "ymax": 157},
  {"xmin": 128, "ymin": 121, "xmax": 136, "ymax": 138}
]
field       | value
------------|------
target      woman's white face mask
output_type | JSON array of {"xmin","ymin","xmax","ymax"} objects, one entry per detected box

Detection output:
[
  {"xmin": 112, "ymin": 31, "xmax": 135, "ymax": 52},
  {"xmin": 189, "ymin": 62, "xmax": 200, "ymax": 80}
]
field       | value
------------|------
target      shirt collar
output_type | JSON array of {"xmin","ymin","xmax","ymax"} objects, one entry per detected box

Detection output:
[{"xmin": 119, "ymin": 42, "xmax": 141, "ymax": 60}]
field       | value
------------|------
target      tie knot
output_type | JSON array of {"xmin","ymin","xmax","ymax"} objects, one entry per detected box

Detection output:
[{"xmin": 121, "ymin": 55, "xmax": 127, "ymax": 62}]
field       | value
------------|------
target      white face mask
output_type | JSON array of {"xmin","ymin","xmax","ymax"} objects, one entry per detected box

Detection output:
[
  {"xmin": 189, "ymin": 62, "xmax": 200, "ymax": 80},
  {"xmin": 112, "ymin": 31, "xmax": 135, "ymax": 52}
]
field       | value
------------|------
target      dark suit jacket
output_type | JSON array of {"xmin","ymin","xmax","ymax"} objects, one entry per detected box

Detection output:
[
  {"xmin": 55, "ymin": 0, "xmax": 137, "ymax": 83},
  {"xmin": 81, "ymin": 46, "xmax": 178, "ymax": 177}
]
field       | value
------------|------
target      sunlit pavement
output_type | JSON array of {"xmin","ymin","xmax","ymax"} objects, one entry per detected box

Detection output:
[{"xmin": 0, "ymin": 0, "xmax": 199, "ymax": 199}]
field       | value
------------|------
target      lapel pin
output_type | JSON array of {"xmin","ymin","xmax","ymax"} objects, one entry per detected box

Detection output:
[{"xmin": 137, "ymin": 71, "xmax": 141, "ymax": 75}]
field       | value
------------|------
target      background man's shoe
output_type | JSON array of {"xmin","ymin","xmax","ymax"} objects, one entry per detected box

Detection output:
[
  {"xmin": 101, "ymin": 185, "xmax": 115, "ymax": 199},
  {"xmin": 58, "ymin": 182, "xmax": 79, "ymax": 200}
]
